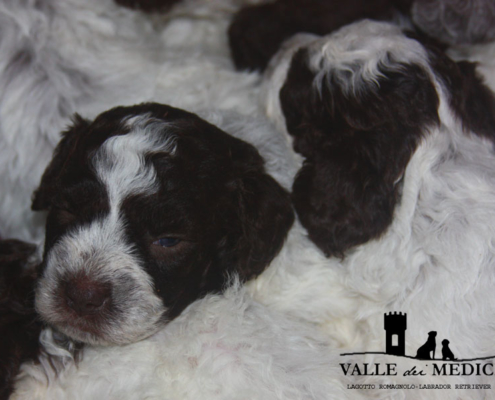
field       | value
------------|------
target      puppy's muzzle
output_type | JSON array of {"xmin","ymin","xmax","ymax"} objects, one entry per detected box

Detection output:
[{"xmin": 63, "ymin": 276, "xmax": 111, "ymax": 316}]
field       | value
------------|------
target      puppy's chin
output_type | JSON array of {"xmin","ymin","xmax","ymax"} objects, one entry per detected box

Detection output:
[
  {"xmin": 34, "ymin": 269, "xmax": 168, "ymax": 346},
  {"xmin": 49, "ymin": 319, "xmax": 164, "ymax": 346},
  {"xmin": 35, "ymin": 295, "xmax": 166, "ymax": 346}
]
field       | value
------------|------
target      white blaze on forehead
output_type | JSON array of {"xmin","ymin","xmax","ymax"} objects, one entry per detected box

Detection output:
[
  {"xmin": 93, "ymin": 113, "xmax": 177, "ymax": 208},
  {"xmin": 36, "ymin": 114, "xmax": 177, "ymax": 345}
]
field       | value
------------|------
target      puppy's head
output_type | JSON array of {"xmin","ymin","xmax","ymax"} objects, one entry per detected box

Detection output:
[
  {"xmin": 32, "ymin": 103, "xmax": 294, "ymax": 345},
  {"xmin": 265, "ymin": 20, "xmax": 495, "ymax": 257}
]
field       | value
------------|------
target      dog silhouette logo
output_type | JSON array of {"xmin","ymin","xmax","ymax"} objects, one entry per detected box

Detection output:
[
  {"xmin": 415, "ymin": 331, "xmax": 437, "ymax": 360},
  {"xmin": 441, "ymin": 339, "xmax": 456, "ymax": 361}
]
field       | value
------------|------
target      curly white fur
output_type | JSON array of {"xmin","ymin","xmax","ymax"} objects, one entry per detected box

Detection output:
[{"xmin": 14, "ymin": 284, "xmax": 363, "ymax": 400}]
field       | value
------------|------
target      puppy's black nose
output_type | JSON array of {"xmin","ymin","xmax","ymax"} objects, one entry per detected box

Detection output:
[{"xmin": 64, "ymin": 277, "xmax": 111, "ymax": 315}]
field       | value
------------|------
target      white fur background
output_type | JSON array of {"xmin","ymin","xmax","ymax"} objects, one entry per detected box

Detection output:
[{"xmin": 2, "ymin": 1, "xmax": 495, "ymax": 399}]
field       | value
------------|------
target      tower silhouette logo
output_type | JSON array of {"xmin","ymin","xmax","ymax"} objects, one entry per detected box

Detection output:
[{"xmin": 384, "ymin": 312, "xmax": 407, "ymax": 356}]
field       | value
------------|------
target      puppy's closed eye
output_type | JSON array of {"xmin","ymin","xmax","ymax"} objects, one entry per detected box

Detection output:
[
  {"xmin": 152, "ymin": 238, "xmax": 181, "ymax": 248},
  {"xmin": 148, "ymin": 235, "xmax": 192, "ymax": 263}
]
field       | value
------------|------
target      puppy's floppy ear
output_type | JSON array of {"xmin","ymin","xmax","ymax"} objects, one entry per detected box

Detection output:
[
  {"xmin": 232, "ymin": 169, "xmax": 295, "ymax": 281},
  {"xmin": 406, "ymin": 33, "xmax": 495, "ymax": 143},
  {"xmin": 454, "ymin": 61, "xmax": 495, "ymax": 142},
  {"xmin": 431, "ymin": 53, "xmax": 495, "ymax": 143},
  {"xmin": 31, "ymin": 115, "xmax": 90, "ymax": 211},
  {"xmin": 280, "ymin": 47, "xmax": 440, "ymax": 257},
  {"xmin": 222, "ymin": 141, "xmax": 294, "ymax": 282}
]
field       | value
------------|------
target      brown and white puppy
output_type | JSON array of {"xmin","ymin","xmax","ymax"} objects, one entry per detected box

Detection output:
[
  {"xmin": 32, "ymin": 103, "xmax": 294, "ymax": 346},
  {"xmin": 262, "ymin": 20, "xmax": 495, "ymax": 257}
]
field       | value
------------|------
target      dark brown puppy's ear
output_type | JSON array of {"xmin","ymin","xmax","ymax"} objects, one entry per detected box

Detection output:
[
  {"xmin": 280, "ymin": 48, "xmax": 440, "ymax": 257},
  {"xmin": 232, "ymin": 170, "xmax": 294, "ymax": 281},
  {"xmin": 222, "ymin": 142, "xmax": 294, "ymax": 282},
  {"xmin": 454, "ymin": 61, "xmax": 495, "ymax": 142},
  {"xmin": 405, "ymin": 33, "xmax": 495, "ymax": 143},
  {"xmin": 31, "ymin": 115, "xmax": 90, "ymax": 211},
  {"xmin": 433, "ymin": 57, "xmax": 495, "ymax": 143},
  {"xmin": 454, "ymin": 61, "xmax": 495, "ymax": 143}
]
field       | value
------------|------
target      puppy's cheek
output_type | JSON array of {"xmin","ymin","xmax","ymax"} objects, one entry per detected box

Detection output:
[{"xmin": 146, "ymin": 253, "xmax": 204, "ymax": 315}]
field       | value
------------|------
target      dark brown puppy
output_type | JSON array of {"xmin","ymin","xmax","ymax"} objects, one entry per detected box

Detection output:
[{"xmin": 270, "ymin": 22, "xmax": 495, "ymax": 257}]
